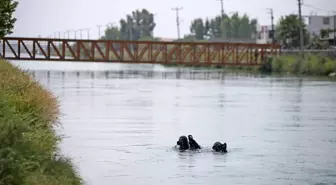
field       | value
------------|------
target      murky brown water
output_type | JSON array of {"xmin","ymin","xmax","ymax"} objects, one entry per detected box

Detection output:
[{"xmin": 10, "ymin": 61, "xmax": 336, "ymax": 185}]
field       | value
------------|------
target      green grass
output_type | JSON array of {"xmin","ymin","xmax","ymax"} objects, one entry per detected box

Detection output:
[
  {"xmin": 161, "ymin": 54, "xmax": 336, "ymax": 77},
  {"xmin": 267, "ymin": 54, "xmax": 336, "ymax": 76},
  {"xmin": 0, "ymin": 60, "xmax": 83, "ymax": 185}
]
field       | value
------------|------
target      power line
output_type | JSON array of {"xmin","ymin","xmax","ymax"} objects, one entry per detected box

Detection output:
[
  {"xmin": 267, "ymin": 8, "xmax": 275, "ymax": 44},
  {"xmin": 217, "ymin": 0, "xmax": 224, "ymax": 17},
  {"xmin": 171, "ymin": 7, "xmax": 183, "ymax": 39},
  {"xmin": 302, "ymin": 4, "xmax": 330, "ymax": 13}
]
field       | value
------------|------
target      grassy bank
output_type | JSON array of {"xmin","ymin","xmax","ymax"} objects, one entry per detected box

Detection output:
[
  {"xmin": 162, "ymin": 54, "xmax": 336, "ymax": 77},
  {"xmin": 264, "ymin": 55, "xmax": 336, "ymax": 76},
  {"xmin": 0, "ymin": 60, "xmax": 83, "ymax": 185}
]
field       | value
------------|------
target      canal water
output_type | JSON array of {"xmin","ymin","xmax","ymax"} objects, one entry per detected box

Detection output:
[{"xmin": 9, "ymin": 61, "xmax": 336, "ymax": 185}]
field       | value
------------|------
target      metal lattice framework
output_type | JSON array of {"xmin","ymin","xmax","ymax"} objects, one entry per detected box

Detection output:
[{"xmin": 0, "ymin": 37, "xmax": 281, "ymax": 66}]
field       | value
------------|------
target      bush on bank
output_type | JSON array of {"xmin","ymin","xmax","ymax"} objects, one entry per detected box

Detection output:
[
  {"xmin": 260, "ymin": 54, "xmax": 336, "ymax": 76},
  {"xmin": 161, "ymin": 54, "xmax": 336, "ymax": 77},
  {"xmin": 0, "ymin": 60, "xmax": 83, "ymax": 185}
]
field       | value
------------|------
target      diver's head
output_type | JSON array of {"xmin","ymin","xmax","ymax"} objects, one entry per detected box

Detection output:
[{"xmin": 177, "ymin": 135, "xmax": 189, "ymax": 150}]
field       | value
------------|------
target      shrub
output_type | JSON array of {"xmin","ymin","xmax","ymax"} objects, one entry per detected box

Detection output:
[
  {"xmin": 269, "ymin": 54, "xmax": 336, "ymax": 76},
  {"xmin": 0, "ymin": 60, "xmax": 83, "ymax": 185}
]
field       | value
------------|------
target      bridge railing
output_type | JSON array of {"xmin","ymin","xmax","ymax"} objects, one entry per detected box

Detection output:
[{"xmin": 0, "ymin": 37, "xmax": 281, "ymax": 66}]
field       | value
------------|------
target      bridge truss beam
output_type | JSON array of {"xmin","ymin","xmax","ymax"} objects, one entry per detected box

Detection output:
[{"xmin": 0, "ymin": 37, "xmax": 281, "ymax": 66}]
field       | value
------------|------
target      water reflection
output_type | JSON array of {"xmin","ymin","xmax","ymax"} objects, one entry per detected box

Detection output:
[
  {"xmin": 29, "ymin": 69, "xmax": 267, "ymax": 82},
  {"xmin": 27, "ymin": 69, "xmax": 336, "ymax": 185}
]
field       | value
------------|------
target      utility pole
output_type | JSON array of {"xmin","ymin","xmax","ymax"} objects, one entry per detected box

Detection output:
[
  {"xmin": 128, "ymin": 21, "xmax": 133, "ymax": 40},
  {"xmin": 333, "ymin": 12, "xmax": 336, "ymax": 47},
  {"xmin": 298, "ymin": 0, "xmax": 304, "ymax": 58},
  {"xmin": 267, "ymin": 8, "xmax": 275, "ymax": 44},
  {"xmin": 217, "ymin": 0, "xmax": 224, "ymax": 17},
  {"xmin": 172, "ymin": 7, "xmax": 183, "ymax": 39}
]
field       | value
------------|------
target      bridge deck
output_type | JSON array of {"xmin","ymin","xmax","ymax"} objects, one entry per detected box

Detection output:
[{"xmin": 0, "ymin": 37, "xmax": 281, "ymax": 66}]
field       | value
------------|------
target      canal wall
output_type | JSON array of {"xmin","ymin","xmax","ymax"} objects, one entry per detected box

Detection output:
[{"xmin": 0, "ymin": 60, "xmax": 83, "ymax": 185}]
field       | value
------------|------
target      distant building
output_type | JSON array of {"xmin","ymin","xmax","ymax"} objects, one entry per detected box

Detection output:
[
  {"xmin": 306, "ymin": 15, "xmax": 335, "ymax": 36},
  {"xmin": 305, "ymin": 15, "xmax": 336, "ymax": 46},
  {"xmin": 256, "ymin": 25, "xmax": 273, "ymax": 44}
]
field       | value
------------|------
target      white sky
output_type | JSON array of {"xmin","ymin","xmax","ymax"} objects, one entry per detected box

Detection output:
[{"xmin": 11, "ymin": 0, "xmax": 335, "ymax": 39}]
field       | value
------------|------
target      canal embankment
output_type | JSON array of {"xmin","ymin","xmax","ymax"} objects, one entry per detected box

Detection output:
[
  {"xmin": 0, "ymin": 59, "xmax": 83, "ymax": 185},
  {"xmin": 163, "ymin": 54, "xmax": 336, "ymax": 77}
]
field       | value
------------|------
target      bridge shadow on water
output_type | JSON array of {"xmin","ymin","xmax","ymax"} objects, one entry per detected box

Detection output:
[{"xmin": 27, "ymin": 69, "xmax": 267, "ymax": 81}]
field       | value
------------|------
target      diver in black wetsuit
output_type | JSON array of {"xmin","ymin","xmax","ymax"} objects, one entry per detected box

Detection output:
[
  {"xmin": 176, "ymin": 135, "xmax": 189, "ymax": 151},
  {"xmin": 188, "ymin": 135, "xmax": 201, "ymax": 150},
  {"xmin": 177, "ymin": 135, "xmax": 227, "ymax": 153},
  {"xmin": 176, "ymin": 135, "xmax": 201, "ymax": 151},
  {"xmin": 212, "ymin": 142, "xmax": 227, "ymax": 153}
]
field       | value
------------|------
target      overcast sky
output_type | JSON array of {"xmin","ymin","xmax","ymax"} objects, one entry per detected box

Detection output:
[{"xmin": 11, "ymin": 0, "xmax": 335, "ymax": 39}]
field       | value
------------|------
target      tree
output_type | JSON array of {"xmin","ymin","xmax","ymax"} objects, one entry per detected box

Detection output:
[
  {"xmin": 275, "ymin": 14, "xmax": 310, "ymax": 48},
  {"xmin": 101, "ymin": 26, "xmax": 120, "ymax": 40},
  {"xmin": 181, "ymin": 34, "xmax": 197, "ymax": 41},
  {"xmin": 190, "ymin": 18, "xmax": 205, "ymax": 40},
  {"xmin": 204, "ymin": 18, "xmax": 211, "ymax": 38},
  {"xmin": 220, "ymin": 18, "xmax": 231, "ymax": 39},
  {"xmin": 209, "ymin": 16, "xmax": 222, "ymax": 38},
  {"xmin": 138, "ymin": 35, "xmax": 160, "ymax": 41},
  {"xmin": 230, "ymin": 12, "xmax": 240, "ymax": 39},
  {"xmin": 249, "ymin": 19, "xmax": 258, "ymax": 39},
  {"xmin": 189, "ymin": 12, "xmax": 257, "ymax": 41},
  {"xmin": 238, "ymin": 14, "xmax": 251, "ymax": 39},
  {"xmin": 118, "ymin": 9, "xmax": 156, "ymax": 40},
  {"xmin": 0, "ymin": 0, "xmax": 18, "ymax": 38}
]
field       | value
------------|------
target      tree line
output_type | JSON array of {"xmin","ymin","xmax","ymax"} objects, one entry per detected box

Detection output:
[
  {"xmin": 186, "ymin": 13, "xmax": 258, "ymax": 42},
  {"xmin": 100, "ymin": 9, "xmax": 259, "ymax": 43},
  {"xmin": 99, "ymin": 8, "xmax": 333, "ymax": 49},
  {"xmin": 101, "ymin": 9, "xmax": 157, "ymax": 41}
]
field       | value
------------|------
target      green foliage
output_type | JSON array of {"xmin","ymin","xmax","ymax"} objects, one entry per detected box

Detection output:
[
  {"xmin": 0, "ymin": 0, "xmax": 18, "ymax": 38},
  {"xmin": 137, "ymin": 36, "xmax": 160, "ymax": 41},
  {"xmin": 320, "ymin": 28, "xmax": 336, "ymax": 38},
  {"xmin": 259, "ymin": 56, "xmax": 273, "ymax": 73},
  {"xmin": 101, "ymin": 26, "xmax": 120, "ymax": 40},
  {"xmin": 0, "ymin": 60, "xmax": 83, "ymax": 185},
  {"xmin": 190, "ymin": 18, "xmax": 205, "ymax": 40},
  {"xmin": 100, "ymin": 9, "xmax": 156, "ymax": 41},
  {"xmin": 306, "ymin": 33, "xmax": 330, "ymax": 49},
  {"xmin": 269, "ymin": 55, "xmax": 336, "ymax": 76},
  {"xmin": 180, "ymin": 34, "xmax": 197, "ymax": 41},
  {"xmin": 275, "ymin": 14, "xmax": 310, "ymax": 48},
  {"xmin": 189, "ymin": 12, "xmax": 258, "ymax": 41}
]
